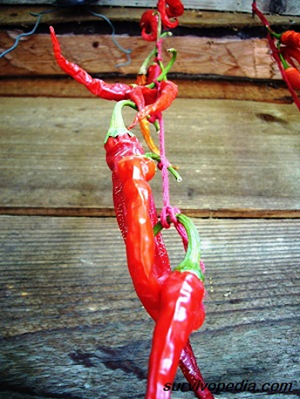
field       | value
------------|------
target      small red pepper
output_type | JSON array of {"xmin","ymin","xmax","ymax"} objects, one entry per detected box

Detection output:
[
  {"xmin": 157, "ymin": 0, "xmax": 184, "ymax": 29},
  {"xmin": 280, "ymin": 30, "xmax": 300, "ymax": 48},
  {"xmin": 165, "ymin": 0, "xmax": 184, "ymax": 18},
  {"xmin": 129, "ymin": 80, "xmax": 178, "ymax": 128},
  {"xmin": 140, "ymin": 10, "xmax": 159, "ymax": 42},
  {"xmin": 147, "ymin": 62, "xmax": 162, "ymax": 85}
]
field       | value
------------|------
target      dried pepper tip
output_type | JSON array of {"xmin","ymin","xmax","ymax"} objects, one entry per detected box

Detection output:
[
  {"xmin": 145, "ymin": 152, "xmax": 182, "ymax": 182},
  {"xmin": 153, "ymin": 214, "xmax": 204, "ymax": 281},
  {"xmin": 104, "ymin": 100, "xmax": 137, "ymax": 143}
]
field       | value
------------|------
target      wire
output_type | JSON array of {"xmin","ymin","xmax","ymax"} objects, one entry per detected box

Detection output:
[
  {"xmin": 0, "ymin": 7, "xmax": 132, "ymax": 68},
  {"xmin": 0, "ymin": 9, "xmax": 55, "ymax": 59},
  {"xmin": 87, "ymin": 8, "xmax": 132, "ymax": 68}
]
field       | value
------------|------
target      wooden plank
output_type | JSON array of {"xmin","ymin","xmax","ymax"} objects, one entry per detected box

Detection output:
[
  {"xmin": 0, "ymin": 76, "xmax": 293, "ymax": 103},
  {"xmin": 1, "ymin": 6, "xmax": 300, "ymax": 28},
  {"xmin": 0, "ymin": 0, "xmax": 299, "ymax": 15},
  {"xmin": 0, "ymin": 216, "xmax": 299, "ymax": 398},
  {"xmin": 0, "ymin": 96, "xmax": 300, "ymax": 216},
  {"xmin": 0, "ymin": 32, "xmax": 283, "ymax": 80}
]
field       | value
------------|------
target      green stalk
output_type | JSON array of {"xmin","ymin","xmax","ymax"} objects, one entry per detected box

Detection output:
[
  {"xmin": 104, "ymin": 100, "xmax": 137, "ymax": 143},
  {"xmin": 153, "ymin": 214, "xmax": 204, "ymax": 281},
  {"xmin": 175, "ymin": 214, "xmax": 204, "ymax": 280}
]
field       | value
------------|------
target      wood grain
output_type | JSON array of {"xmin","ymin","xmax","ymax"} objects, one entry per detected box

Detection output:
[
  {"xmin": 0, "ymin": 76, "xmax": 293, "ymax": 103},
  {"xmin": 0, "ymin": 32, "xmax": 282, "ymax": 80},
  {"xmin": 0, "ymin": 96, "xmax": 300, "ymax": 216},
  {"xmin": 0, "ymin": 216, "xmax": 299, "ymax": 398},
  {"xmin": 0, "ymin": 0, "xmax": 299, "ymax": 15},
  {"xmin": 1, "ymin": 6, "xmax": 299, "ymax": 28}
]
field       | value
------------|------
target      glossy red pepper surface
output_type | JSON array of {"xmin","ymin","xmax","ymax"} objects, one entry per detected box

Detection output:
[
  {"xmin": 146, "ymin": 271, "xmax": 206, "ymax": 399},
  {"xmin": 105, "ymin": 132, "xmax": 213, "ymax": 399},
  {"xmin": 284, "ymin": 66, "xmax": 300, "ymax": 90},
  {"xmin": 140, "ymin": 10, "xmax": 159, "ymax": 42},
  {"xmin": 281, "ymin": 30, "xmax": 300, "ymax": 48}
]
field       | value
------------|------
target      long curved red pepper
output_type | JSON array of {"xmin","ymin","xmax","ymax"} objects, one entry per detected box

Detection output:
[
  {"xmin": 147, "ymin": 272, "xmax": 206, "ymax": 399},
  {"xmin": 105, "ymin": 101, "xmax": 214, "ymax": 399},
  {"xmin": 146, "ymin": 214, "xmax": 206, "ymax": 399},
  {"xmin": 49, "ymin": 26, "xmax": 158, "ymax": 109}
]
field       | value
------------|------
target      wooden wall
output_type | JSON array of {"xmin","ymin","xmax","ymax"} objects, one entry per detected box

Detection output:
[{"xmin": 0, "ymin": 3, "xmax": 300, "ymax": 399}]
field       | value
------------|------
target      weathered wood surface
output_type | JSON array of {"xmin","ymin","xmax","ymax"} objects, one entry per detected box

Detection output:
[
  {"xmin": 0, "ymin": 32, "xmax": 283, "ymax": 80},
  {"xmin": 0, "ymin": 216, "xmax": 299, "ymax": 398},
  {"xmin": 1, "ymin": 6, "xmax": 300, "ymax": 28},
  {"xmin": 0, "ymin": 96, "xmax": 300, "ymax": 217},
  {"xmin": 0, "ymin": 76, "xmax": 293, "ymax": 103},
  {"xmin": 0, "ymin": 0, "xmax": 299, "ymax": 15}
]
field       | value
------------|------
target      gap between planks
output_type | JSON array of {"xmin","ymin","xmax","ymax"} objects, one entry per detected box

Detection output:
[{"xmin": 0, "ymin": 207, "xmax": 300, "ymax": 218}]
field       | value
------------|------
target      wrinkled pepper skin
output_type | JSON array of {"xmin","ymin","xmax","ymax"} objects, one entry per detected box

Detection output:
[
  {"xmin": 146, "ymin": 271, "xmax": 206, "ymax": 399},
  {"xmin": 105, "ymin": 134, "xmax": 170, "ymax": 284},
  {"xmin": 129, "ymin": 80, "xmax": 178, "ymax": 128},
  {"xmin": 116, "ymin": 155, "xmax": 162, "ymax": 318},
  {"xmin": 50, "ymin": 26, "xmax": 158, "ymax": 107},
  {"xmin": 105, "ymin": 134, "xmax": 214, "ymax": 399}
]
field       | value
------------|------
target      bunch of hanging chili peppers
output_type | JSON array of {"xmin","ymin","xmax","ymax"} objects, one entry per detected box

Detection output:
[
  {"xmin": 252, "ymin": 1, "xmax": 300, "ymax": 111},
  {"xmin": 50, "ymin": 1, "xmax": 214, "ymax": 398}
]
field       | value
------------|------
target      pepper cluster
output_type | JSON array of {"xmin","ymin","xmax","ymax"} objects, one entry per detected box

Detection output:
[
  {"xmin": 50, "ymin": 1, "xmax": 214, "ymax": 398},
  {"xmin": 252, "ymin": 1, "xmax": 300, "ymax": 110}
]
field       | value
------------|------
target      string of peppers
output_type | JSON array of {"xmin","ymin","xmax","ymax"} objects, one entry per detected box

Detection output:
[
  {"xmin": 252, "ymin": 1, "xmax": 300, "ymax": 111},
  {"xmin": 50, "ymin": 1, "xmax": 215, "ymax": 398}
]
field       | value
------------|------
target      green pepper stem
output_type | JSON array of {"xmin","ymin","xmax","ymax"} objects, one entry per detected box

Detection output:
[
  {"xmin": 145, "ymin": 152, "xmax": 182, "ymax": 182},
  {"xmin": 138, "ymin": 47, "xmax": 157, "ymax": 76},
  {"xmin": 104, "ymin": 100, "xmax": 137, "ymax": 143},
  {"xmin": 279, "ymin": 50, "xmax": 290, "ymax": 70},
  {"xmin": 153, "ymin": 214, "xmax": 204, "ymax": 281},
  {"xmin": 266, "ymin": 26, "xmax": 281, "ymax": 40}
]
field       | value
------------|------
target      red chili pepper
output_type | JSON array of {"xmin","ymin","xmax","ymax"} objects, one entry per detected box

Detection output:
[
  {"xmin": 49, "ymin": 26, "xmax": 157, "ymax": 107},
  {"xmin": 147, "ymin": 62, "xmax": 162, "ymax": 85},
  {"xmin": 284, "ymin": 66, "xmax": 300, "ymax": 90},
  {"xmin": 147, "ymin": 272, "xmax": 206, "ymax": 399},
  {"xmin": 280, "ymin": 30, "xmax": 300, "ymax": 48},
  {"xmin": 165, "ymin": 0, "xmax": 184, "ymax": 18},
  {"xmin": 140, "ymin": 10, "xmax": 159, "ymax": 42},
  {"xmin": 280, "ymin": 46, "xmax": 300, "ymax": 67},
  {"xmin": 146, "ymin": 214, "xmax": 206, "ymax": 399},
  {"xmin": 157, "ymin": 0, "xmax": 184, "ymax": 29},
  {"xmin": 105, "ymin": 101, "xmax": 214, "ymax": 399},
  {"xmin": 129, "ymin": 80, "xmax": 178, "ymax": 128}
]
